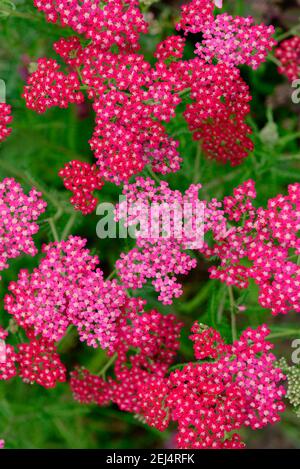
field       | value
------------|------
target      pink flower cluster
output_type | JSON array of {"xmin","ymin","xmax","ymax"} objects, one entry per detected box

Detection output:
[
  {"xmin": 203, "ymin": 180, "xmax": 300, "ymax": 316},
  {"xmin": 0, "ymin": 178, "xmax": 47, "ymax": 278},
  {"xmin": 139, "ymin": 324, "xmax": 286, "ymax": 449},
  {"xmin": 115, "ymin": 177, "xmax": 204, "ymax": 304},
  {"xmin": 23, "ymin": 58, "xmax": 84, "ymax": 113},
  {"xmin": 195, "ymin": 14, "xmax": 276, "ymax": 69},
  {"xmin": 58, "ymin": 160, "xmax": 103, "ymax": 215},
  {"xmin": 0, "ymin": 103, "xmax": 12, "ymax": 142},
  {"xmin": 275, "ymin": 37, "xmax": 300, "ymax": 82},
  {"xmin": 4, "ymin": 236, "xmax": 133, "ymax": 351}
]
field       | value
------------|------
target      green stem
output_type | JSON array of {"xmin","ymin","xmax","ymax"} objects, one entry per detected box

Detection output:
[
  {"xmin": 217, "ymin": 287, "xmax": 227, "ymax": 325},
  {"xmin": 0, "ymin": 7, "xmax": 38, "ymax": 21},
  {"xmin": 61, "ymin": 213, "xmax": 77, "ymax": 241},
  {"xmin": 276, "ymin": 26, "xmax": 300, "ymax": 42},
  {"xmin": 268, "ymin": 54, "xmax": 281, "ymax": 67},
  {"xmin": 193, "ymin": 145, "xmax": 202, "ymax": 184},
  {"xmin": 48, "ymin": 218, "xmax": 59, "ymax": 242},
  {"xmin": 228, "ymin": 285, "xmax": 237, "ymax": 342},
  {"xmin": 106, "ymin": 268, "xmax": 117, "ymax": 281},
  {"xmin": 268, "ymin": 330, "xmax": 300, "ymax": 340},
  {"xmin": 97, "ymin": 353, "xmax": 118, "ymax": 378},
  {"xmin": 178, "ymin": 87, "xmax": 191, "ymax": 98},
  {"xmin": 146, "ymin": 165, "xmax": 161, "ymax": 185}
]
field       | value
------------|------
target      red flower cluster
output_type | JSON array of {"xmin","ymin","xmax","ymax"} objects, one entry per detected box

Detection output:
[
  {"xmin": 275, "ymin": 37, "xmax": 300, "ymax": 82},
  {"xmin": 59, "ymin": 160, "xmax": 103, "ymax": 215},
  {"xmin": 34, "ymin": 0, "xmax": 148, "ymax": 51},
  {"xmin": 176, "ymin": 0, "xmax": 215, "ymax": 35},
  {"xmin": 70, "ymin": 321, "xmax": 285, "ymax": 449},
  {"xmin": 0, "ymin": 103, "xmax": 12, "ymax": 142},
  {"xmin": 17, "ymin": 336, "xmax": 66, "ymax": 389},
  {"xmin": 0, "ymin": 329, "xmax": 66, "ymax": 388},
  {"xmin": 182, "ymin": 62, "xmax": 254, "ymax": 165},
  {"xmin": 71, "ymin": 298, "xmax": 183, "ymax": 413},
  {"xmin": 5, "ymin": 236, "xmax": 144, "ymax": 352},
  {"xmin": 5, "ymin": 236, "xmax": 99, "ymax": 342},
  {"xmin": 140, "ymin": 324, "xmax": 286, "ymax": 449},
  {"xmin": 70, "ymin": 367, "xmax": 111, "ymax": 406},
  {"xmin": 23, "ymin": 58, "xmax": 84, "ymax": 113}
]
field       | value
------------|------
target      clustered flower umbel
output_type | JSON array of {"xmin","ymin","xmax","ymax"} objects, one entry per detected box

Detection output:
[
  {"xmin": 203, "ymin": 180, "xmax": 300, "ymax": 316},
  {"xmin": 0, "ymin": 178, "xmax": 47, "ymax": 278},
  {"xmin": 115, "ymin": 177, "xmax": 204, "ymax": 304},
  {"xmin": 59, "ymin": 160, "xmax": 103, "ymax": 215},
  {"xmin": 70, "ymin": 322, "xmax": 286, "ymax": 449},
  {"xmin": 0, "ymin": 327, "xmax": 66, "ymax": 389},
  {"xmin": 4, "ymin": 236, "xmax": 132, "ymax": 351},
  {"xmin": 23, "ymin": 0, "xmax": 276, "ymax": 213},
  {"xmin": 71, "ymin": 297, "xmax": 183, "ymax": 413},
  {"xmin": 0, "ymin": 103, "xmax": 13, "ymax": 143},
  {"xmin": 275, "ymin": 36, "xmax": 300, "ymax": 82}
]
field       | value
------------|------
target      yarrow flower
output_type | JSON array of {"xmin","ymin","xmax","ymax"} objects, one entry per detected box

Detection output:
[
  {"xmin": 195, "ymin": 14, "xmax": 276, "ymax": 69},
  {"xmin": 0, "ymin": 333, "xmax": 17, "ymax": 381},
  {"xmin": 139, "ymin": 324, "xmax": 286, "ymax": 448},
  {"xmin": 68, "ymin": 271, "xmax": 129, "ymax": 350},
  {"xmin": 0, "ymin": 103, "xmax": 13, "ymax": 142},
  {"xmin": 24, "ymin": 0, "xmax": 276, "ymax": 184},
  {"xmin": 176, "ymin": 0, "xmax": 215, "ymax": 35},
  {"xmin": 115, "ymin": 177, "xmax": 204, "ymax": 304},
  {"xmin": 182, "ymin": 62, "xmax": 254, "ymax": 165},
  {"xmin": 4, "ymin": 236, "xmax": 132, "ymax": 351},
  {"xmin": 17, "ymin": 335, "xmax": 66, "ymax": 388},
  {"xmin": 59, "ymin": 160, "xmax": 104, "ymax": 215},
  {"xmin": 34, "ymin": 0, "xmax": 148, "ymax": 51},
  {"xmin": 275, "ymin": 37, "xmax": 300, "ymax": 82},
  {"xmin": 70, "ymin": 298, "xmax": 183, "ymax": 414},
  {"xmin": 70, "ymin": 367, "xmax": 112, "ymax": 406},
  {"xmin": 23, "ymin": 58, "xmax": 84, "ymax": 113},
  {"xmin": 4, "ymin": 236, "xmax": 99, "ymax": 342},
  {"xmin": 203, "ymin": 180, "xmax": 300, "ymax": 315},
  {"xmin": 0, "ymin": 178, "xmax": 47, "ymax": 278}
]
